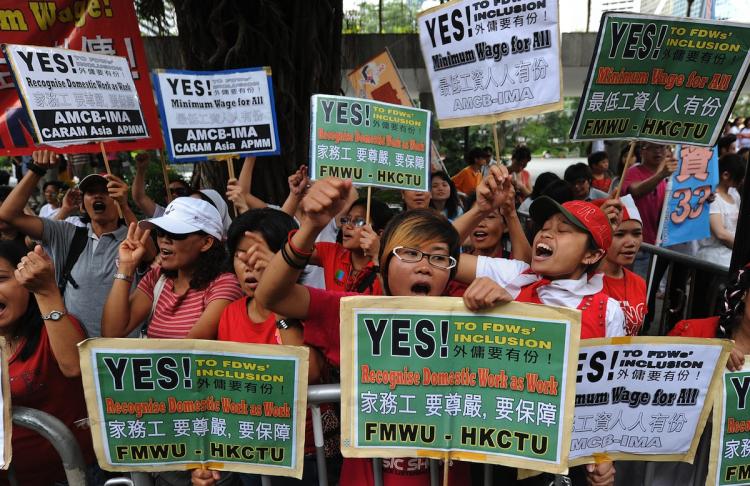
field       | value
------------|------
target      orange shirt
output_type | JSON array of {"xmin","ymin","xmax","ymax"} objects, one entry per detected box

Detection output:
[{"xmin": 451, "ymin": 166, "xmax": 482, "ymax": 194}]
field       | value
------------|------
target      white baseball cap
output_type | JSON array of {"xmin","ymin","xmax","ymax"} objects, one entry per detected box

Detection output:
[{"xmin": 139, "ymin": 197, "xmax": 223, "ymax": 241}]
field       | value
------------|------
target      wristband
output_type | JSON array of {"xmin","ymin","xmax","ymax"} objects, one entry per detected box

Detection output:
[
  {"xmin": 114, "ymin": 273, "xmax": 133, "ymax": 283},
  {"xmin": 281, "ymin": 244, "xmax": 308, "ymax": 270},
  {"xmin": 27, "ymin": 164, "xmax": 48, "ymax": 176},
  {"xmin": 276, "ymin": 318, "xmax": 301, "ymax": 330},
  {"xmin": 287, "ymin": 229, "xmax": 313, "ymax": 258}
]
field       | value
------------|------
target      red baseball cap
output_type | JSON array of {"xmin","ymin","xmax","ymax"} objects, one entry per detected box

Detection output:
[{"xmin": 530, "ymin": 196, "xmax": 613, "ymax": 251}]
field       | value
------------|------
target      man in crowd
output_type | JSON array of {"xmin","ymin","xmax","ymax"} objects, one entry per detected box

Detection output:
[
  {"xmin": 0, "ymin": 150, "xmax": 154, "ymax": 337},
  {"xmin": 564, "ymin": 162, "xmax": 610, "ymax": 201}
]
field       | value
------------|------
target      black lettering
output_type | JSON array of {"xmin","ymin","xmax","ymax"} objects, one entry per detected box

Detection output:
[
  {"xmin": 414, "ymin": 319, "xmax": 436, "ymax": 358},
  {"xmin": 638, "ymin": 23, "xmax": 656, "ymax": 60},
  {"xmin": 166, "ymin": 77, "xmax": 179, "ymax": 95},
  {"xmin": 587, "ymin": 351, "xmax": 606, "ymax": 382},
  {"xmin": 180, "ymin": 79, "xmax": 193, "ymax": 96},
  {"xmin": 392, "ymin": 319, "xmax": 410, "ymax": 356},
  {"xmin": 609, "ymin": 22, "xmax": 628, "ymax": 58},
  {"xmin": 364, "ymin": 318, "xmax": 388, "ymax": 356},
  {"xmin": 350, "ymin": 102, "xmax": 363, "ymax": 126},
  {"xmin": 450, "ymin": 9, "xmax": 465, "ymax": 43},
  {"xmin": 731, "ymin": 376, "xmax": 750, "ymax": 410},
  {"xmin": 425, "ymin": 18, "xmax": 438, "ymax": 48},
  {"xmin": 156, "ymin": 357, "xmax": 179, "ymax": 390},
  {"xmin": 103, "ymin": 357, "xmax": 128, "ymax": 391},
  {"xmin": 37, "ymin": 52, "xmax": 52, "ymax": 72},
  {"xmin": 52, "ymin": 52, "xmax": 69, "ymax": 73},
  {"xmin": 132, "ymin": 357, "xmax": 155, "ymax": 390},
  {"xmin": 623, "ymin": 23, "xmax": 644, "ymax": 59}
]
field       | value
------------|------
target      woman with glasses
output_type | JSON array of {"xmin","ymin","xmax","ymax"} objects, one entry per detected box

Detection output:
[
  {"xmin": 244, "ymin": 178, "xmax": 503, "ymax": 486},
  {"xmin": 307, "ymin": 197, "xmax": 393, "ymax": 294},
  {"xmin": 101, "ymin": 197, "xmax": 242, "ymax": 340}
]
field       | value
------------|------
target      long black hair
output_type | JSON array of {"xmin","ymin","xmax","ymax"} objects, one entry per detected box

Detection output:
[
  {"xmin": 161, "ymin": 233, "xmax": 229, "ymax": 291},
  {"xmin": 718, "ymin": 265, "xmax": 750, "ymax": 339},
  {"xmin": 227, "ymin": 208, "xmax": 298, "ymax": 258},
  {"xmin": 0, "ymin": 241, "xmax": 43, "ymax": 361},
  {"xmin": 429, "ymin": 171, "xmax": 462, "ymax": 220}
]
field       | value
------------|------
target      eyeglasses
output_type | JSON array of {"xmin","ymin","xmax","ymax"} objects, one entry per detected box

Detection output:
[
  {"xmin": 340, "ymin": 216, "xmax": 366, "ymax": 228},
  {"xmin": 392, "ymin": 246, "xmax": 456, "ymax": 270},
  {"xmin": 154, "ymin": 228, "xmax": 198, "ymax": 240}
]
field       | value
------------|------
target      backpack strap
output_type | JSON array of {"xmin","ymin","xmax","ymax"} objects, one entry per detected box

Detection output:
[
  {"xmin": 57, "ymin": 226, "xmax": 89, "ymax": 295},
  {"xmin": 140, "ymin": 274, "xmax": 168, "ymax": 338}
]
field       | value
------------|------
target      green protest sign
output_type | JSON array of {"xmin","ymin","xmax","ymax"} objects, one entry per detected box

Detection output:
[
  {"xmin": 340, "ymin": 297, "xmax": 581, "ymax": 474},
  {"xmin": 310, "ymin": 94, "xmax": 431, "ymax": 191},
  {"xmin": 708, "ymin": 360, "xmax": 750, "ymax": 486},
  {"xmin": 570, "ymin": 12, "xmax": 750, "ymax": 146},
  {"xmin": 79, "ymin": 339, "xmax": 308, "ymax": 478}
]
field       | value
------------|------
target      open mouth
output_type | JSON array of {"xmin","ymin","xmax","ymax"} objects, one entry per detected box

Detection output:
[
  {"xmin": 473, "ymin": 230, "xmax": 488, "ymax": 241},
  {"xmin": 244, "ymin": 276, "xmax": 258, "ymax": 290},
  {"xmin": 534, "ymin": 242, "xmax": 553, "ymax": 259},
  {"xmin": 160, "ymin": 248, "xmax": 174, "ymax": 257},
  {"xmin": 410, "ymin": 283, "xmax": 431, "ymax": 295},
  {"xmin": 92, "ymin": 201, "xmax": 106, "ymax": 212}
]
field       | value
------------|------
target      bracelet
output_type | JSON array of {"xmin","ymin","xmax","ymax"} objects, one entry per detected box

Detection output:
[
  {"xmin": 287, "ymin": 230, "xmax": 313, "ymax": 258},
  {"xmin": 280, "ymin": 244, "xmax": 308, "ymax": 270},
  {"xmin": 276, "ymin": 318, "xmax": 301, "ymax": 330},
  {"xmin": 113, "ymin": 273, "xmax": 133, "ymax": 283},
  {"xmin": 27, "ymin": 164, "xmax": 48, "ymax": 176}
]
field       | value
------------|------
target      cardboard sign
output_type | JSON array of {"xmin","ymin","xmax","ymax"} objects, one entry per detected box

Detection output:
[
  {"xmin": 3, "ymin": 44, "xmax": 147, "ymax": 145},
  {"xmin": 570, "ymin": 337, "xmax": 730, "ymax": 465},
  {"xmin": 310, "ymin": 95, "xmax": 431, "ymax": 191},
  {"xmin": 79, "ymin": 339, "xmax": 308, "ymax": 478},
  {"xmin": 153, "ymin": 67, "xmax": 280, "ymax": 162},
  {"xmin": 570, "ymin": 12, "xmax": 750, "ymax": 146},
  {"xmin": 0, "ymin": 339, "xmax": 11, "ymax": 469},
  {"xmin": 658, "ymin": 145, "xmax": 719, "ymax": 247},
  {"xmin": 417, "ymin": 0, "xmax": 562, "ymax": 128},
  {"xmin": 708, "ymin": 359, "xmax": 750, "ymax": 486},
  {"xmin": 0, "ymin": 0, "xmax": 162, "ymax": 155},
  {"xmin": 340, "ymin": 297, "xmax": 580, "ymax": 474},
  {"xmin": 348, "ymin": 49, "xmax": 413, "ymax": 106}
]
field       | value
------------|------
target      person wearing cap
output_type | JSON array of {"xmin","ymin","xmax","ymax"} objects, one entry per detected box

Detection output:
[
  {"xmin": 597, "ymin": 195, "xmax": 647, "ymax": 336},
  {"xmin": 0, "ymin": 150, "xmax": 149, "ymax": 338},
  {"xmin": 101, "ymin": 197, "xmax": 242, "ymax": 340}
]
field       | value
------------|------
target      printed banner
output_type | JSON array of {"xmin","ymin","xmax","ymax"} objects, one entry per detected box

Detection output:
[
  {"xmin": 708, "ymin": 359, "xmax": 750, "ymax": 486},
  {"xmin": 0, "ymin": 0, "xmax": 161, "ymax": 154},
  {"xmin": 570, "ymin": 12, "xmax": 750, "ymax": 146},
  {"xmin": 340, "ymin": 297, "xmax": 581, "ymax": 474},
  {"xmin": 658, "ymin": 145, "xmax": 719, "ymax": 247},
  {"xmin": 417, "ymin": 0, "xmax": 562, "ymax": 128},
  {"xmin": 570, "ymin": 337, "xmax": 730, "ymax": 466},
  {"xmin": 79, "ymin": 339, "xmax": 308, "ymax": 477},
  {"xmin": 3, "ymin": 44, "xmax": 147, "ymax": 145},
  {"xmin": 153, "ymin": 68, "xmax": 280, "ymax": 162},
  {"xmin": 310, "ymin": 94, "xmax": 431, "ymax": 191}
]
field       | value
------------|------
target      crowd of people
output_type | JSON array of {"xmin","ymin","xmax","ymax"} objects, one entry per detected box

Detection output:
[{"xmin": 0, "ymin": 133, "xmax": 747, "ymax": 486}]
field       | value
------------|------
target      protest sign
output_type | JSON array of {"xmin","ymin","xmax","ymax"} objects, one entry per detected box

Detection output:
[
  {"xmin": 657, "ymin": 145, "xmax": 719, "ymax": 247},
  {"xmin": 708, "ymin": 359, "xmax": 750, "ymax": 486},
  {"xmin": 348, "ymin": 49, "xmax": 445, "ymax": 174},
  {"xmin": 3, "ymin": 44, "xmax": 147, "ymax": 145},
  {"xmin": 570, "ymin": 12, "xmax": 750, "ymax": 147},
  {"xmin": 0, "ymin": 0, "xmax": 161, "ymax": 155},
  {"xmin": 79, "ymin": 338, "xmax": 308, "ymax": 477},
  {"xmin": 417, "ymin": 0, "xmax": 562, "ymax": 128},
  {"xmin": 340, "ymin": 297, "xmax": 580, "ymax": 474},
  {"xmin": 153, "ymin": 68, "xmax": 280, "ymax": 162},
  {"xmin": 310, "ymin": 95, "xmax": 431, "ymax": 191},
  {"xmin": 569, "ymin": 337, "xmax": 730, "ymax": 466}
]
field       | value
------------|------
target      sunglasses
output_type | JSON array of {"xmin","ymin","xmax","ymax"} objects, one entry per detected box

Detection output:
[
  {"xmin": 170, "ymin": 187, "xmax": 190, "ymax": 197},
  {"xmin": 154, "ymin": 228, "xmax": 201, "ymax": 240}
]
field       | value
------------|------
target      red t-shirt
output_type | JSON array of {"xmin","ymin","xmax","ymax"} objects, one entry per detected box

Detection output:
[
  {"xmin": 591, "ymin": 177, "xmax": 612, "ymax": 193},
  {"xmin": 315, "ymin": 242, "xmax": 382, "ymax": 295},
  {"xmin": 217, "ymin": 296, "xmax": 280, "ymax": 344},
  {"xmin": 602, "ymin": 269, "xmax": 647, "ymax": 336},
  {"xmin": 138, "ymin": 268, "xmax": 243, "ymax": 338},
  {"xmin": 669, "ymin": 317, "xmax": 719, "ymax": 338},
  {"xmin": 622, "ymin": 164, "xmax": 665, "ymax": 244},
  {"xmin": 4, "ymin": 318, "xmax": 95, "ymax": 486}
]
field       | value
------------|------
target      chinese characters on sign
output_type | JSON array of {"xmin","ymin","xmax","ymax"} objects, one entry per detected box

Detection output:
[
  {"xmin": 417, "ymin": 0, "xmax": 562, "ymax": 128},
  {"xmin": 79, "ymin": 339, "xmax": 308, "ymax": 478},
  {"xmin": 340, "ymin": 297, "xmax": 580, "ymax": 474},
  {"xmin": 571, "ymin": 12, "xmax": 750, "ymax": 146},
  {"xmin": 310, "ymin": 95, "xmax": 431, "ymax": 191}
]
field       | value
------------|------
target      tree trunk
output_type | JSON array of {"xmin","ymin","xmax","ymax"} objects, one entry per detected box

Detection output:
[{"xmin": 170, "ymin": 0, "xmax": 343, "ymax": 204}]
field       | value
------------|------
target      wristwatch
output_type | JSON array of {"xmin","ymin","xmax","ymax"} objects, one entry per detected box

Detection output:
[{"xmin": 41, "ymin": 310, "xmax": 67, "ymax": 321}]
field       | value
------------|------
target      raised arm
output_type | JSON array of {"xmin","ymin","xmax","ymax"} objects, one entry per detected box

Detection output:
[
  {"xmin": 131, "ymin": 152, "xmax": 157, "ymax": 217},
  {"xmin": 101, "ymin": 224, "xmax": 153, "ymax": 337},
  {"xmin": 626, "ymin": 154, "xmax": 676, "ymax": 198},
  {"xmin": 255, "ymin": 178, "xmax": 353, "ymax": 319},
  {"xmin": 501, "ymin": 191, "xmax": 531, "ymax": 263},
  {"xmin": 0, "ymin": 150, "xmax": 55, "ymax": 239},
  {"xmin": 16, "ymin": 245, "xmax": 86, "ymax": 377},
  {"xmin": 453, "ymin": 164, "xmax": 512, "ymax": 241}
]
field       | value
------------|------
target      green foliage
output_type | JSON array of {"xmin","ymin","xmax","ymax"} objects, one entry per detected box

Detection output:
[
  {"xmin": 120, "ymin": 151, "xmax": 187, "ymax": 215},
  {"xmin": 344, "ymin": 0, "xmax": 421, "ymax": 33}
]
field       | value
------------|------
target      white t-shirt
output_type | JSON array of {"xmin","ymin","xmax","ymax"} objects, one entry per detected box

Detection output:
[
  {"xmin": 475, "ymin": 256, "xmax": 626, "ymax": 337},
  {"xmin": 739, "ymin": 128, "xmax": 750, "ymax": 149},
  {"xmin": 697, "ymin": 189, "xmax": 740, "ymax": 267},
  {"xmin": 39, "ymin": 203, "xmax": 58, "ymax": 218}
]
